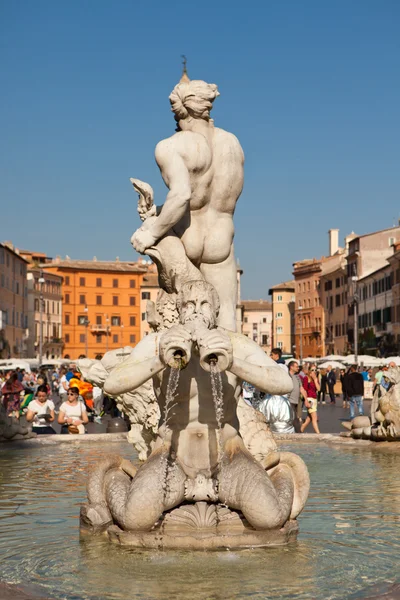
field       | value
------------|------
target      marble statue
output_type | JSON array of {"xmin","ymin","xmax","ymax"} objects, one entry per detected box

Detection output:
[
  {"xmin": 79, "ymin": 68, "xmax": 310, "ymax": 549},
  {"xmin": 342, "ymin": 366, "xmax": 400, "ymax": 441},
  {"xmin": 130, "ymin": 72, "xmax": 244, "ymax": 331},
  {"xmin": 80, "ymin": 280, "xmax": 309, "ymax": 548}
]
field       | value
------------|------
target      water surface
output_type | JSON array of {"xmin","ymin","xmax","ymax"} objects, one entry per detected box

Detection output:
[{"xmin": 0, "ymin": 442, "xmax": 399, "ymax": 599}]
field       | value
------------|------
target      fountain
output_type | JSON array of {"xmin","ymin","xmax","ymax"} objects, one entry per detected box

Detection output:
[
  {"xmin": 342, "ymin": 366, "xmax": 400, "ymax": 440},
  {"xmin": 78, "ymin": 69, "xmax": 310, "ymax": 549}
]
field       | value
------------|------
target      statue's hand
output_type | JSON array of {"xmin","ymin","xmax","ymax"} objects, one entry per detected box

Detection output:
[
  {"xmin": 197, "ymin": 329, "xmax": 233, "ymax": 369},
  {"xmin": 131, "ymin": 227, "xmax": 157, "ymax": 254},
  {"xmin": 159, "ymin": 325, "xmax": 193, "ymax": 367}
]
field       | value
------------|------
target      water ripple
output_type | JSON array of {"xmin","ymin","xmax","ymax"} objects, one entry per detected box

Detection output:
[{"xmin": 0, "ymin": 442, "xmax": 399, "ymax": 599}]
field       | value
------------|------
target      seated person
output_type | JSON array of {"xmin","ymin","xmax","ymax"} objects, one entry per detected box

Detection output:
[
  {"xmin": 26, "ymin": 384, "xmax": 56, "ymax": 434},
  {"xmin": 58, "ymin": 386, "xmax": 89, "ymax": 434}
]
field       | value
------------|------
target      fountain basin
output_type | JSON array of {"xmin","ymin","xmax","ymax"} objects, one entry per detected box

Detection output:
[{"xmin": 1, "ymin": 440, "xmax": 400, "ymax": 600}]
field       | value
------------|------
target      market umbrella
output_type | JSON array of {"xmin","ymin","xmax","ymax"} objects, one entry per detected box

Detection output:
[{"xmin": 318, "ymin": 361, "xmax": 346, "ymax": 369}]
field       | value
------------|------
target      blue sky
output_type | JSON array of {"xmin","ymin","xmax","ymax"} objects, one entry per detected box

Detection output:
[{"xmin": 1, "ymin": 1, "xmax": 399, "ymax": 299}]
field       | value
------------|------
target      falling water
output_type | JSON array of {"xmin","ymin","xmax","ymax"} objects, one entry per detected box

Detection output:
[
  {"xmin": 210, "ymin": 359, "xmax": 224, "ymax": 461},
  {"xmin": 157, "ymin": 364, "xmax": 181, "ymax": 547}
]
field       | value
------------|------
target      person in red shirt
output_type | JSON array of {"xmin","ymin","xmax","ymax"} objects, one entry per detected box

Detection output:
[{"xmin": 300, "ymin": 367, "xmax": 321, "ymax": 434}]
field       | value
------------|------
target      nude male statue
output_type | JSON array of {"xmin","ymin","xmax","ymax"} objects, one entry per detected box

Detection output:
[
  {"xmin": 99, "ymin": 281, "xmax": 308, "ymax": 532},
  {"xmin": 130, "ymin": 77, "xmax": 244, "ymax": 331}
]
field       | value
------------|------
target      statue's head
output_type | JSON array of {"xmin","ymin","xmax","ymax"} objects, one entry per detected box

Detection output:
[
  {"xmin": 169, "ymin": 80, "xmax": 219, "ymax": 129},
  {"xmin": 177, "ymin": 280, "xmax": 220, "ymax": 329}
]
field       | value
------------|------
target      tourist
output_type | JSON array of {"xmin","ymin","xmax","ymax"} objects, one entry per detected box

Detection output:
[
  {"xmin": 270, "ymin": 348, "xmax": 288, "ymax": 372},
  {"xmin": 361, "ymin": 368, "xmax": 370, "ymax": 381},
  {"xmin": 58, "ymin": 367, "xmax": 69, "ymax": 403},
  {"xmin": 1, "ymin": 372, "xmax": 24, "ymax": 418},
  {"xmin": 259, "ymin": 393, "xmax": 295, "ymax": 434},
  {"xmin": 380, "ymin": 366, "xmax": 391, "ymax": 391},
  {"xmin": 374, "ymin": 366, "xmax": 384, "ymax": 392},
  {"xmin": 287, "ymin": 361, "xmax": 307, "ymax": 432},
  {"xmin": 58, "ymin": 387, "xmax": 89, "ymax": 434},
  {"xmin": 340, "ymin": 368, "xmax": 350, "ymax": 409},
  {"xmin": 318, "ymin": 368, "xmax": 327, "ymax": 404},
  {"xmin": 347, "ymin": 364, "xmax": 364, "ymax": 419},
  {"xmin": 26, "ymin": 385, "xmax": 56, "ymax": 434},
  {"xmin": 300, "ymin": 367, "xmax": 321, "ymax": 434},
  {"xmin": 326, "ymin": 365, "xmax": 336, "ymax": 404}
]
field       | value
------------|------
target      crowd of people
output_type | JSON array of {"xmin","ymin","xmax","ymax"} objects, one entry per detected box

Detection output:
[
  {"xmin": 246, "ymin": 348, "xmax": 398, "ymax": 435},
  {"xmin": 1, "ymin": 354, "xmax": 397, "ymax": 438},
  {"xmin": 0, "ymin": 365, "xmax": 115, "ymax": 435}
]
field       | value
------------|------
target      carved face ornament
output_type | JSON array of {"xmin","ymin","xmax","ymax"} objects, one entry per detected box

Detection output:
[{"xmin": 179, "ymin": 289, "xmax": 216, "ymax": 329}]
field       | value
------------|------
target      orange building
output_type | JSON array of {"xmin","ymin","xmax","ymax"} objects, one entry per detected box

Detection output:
[{"xmin": 43, "ymin": 258, "xmax": 150, "ymax": 359}]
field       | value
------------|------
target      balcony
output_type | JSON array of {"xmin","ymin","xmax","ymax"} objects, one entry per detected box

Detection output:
[{"xmin": 91, "ymin": 324, "xmax": 110, "ymax": 334}]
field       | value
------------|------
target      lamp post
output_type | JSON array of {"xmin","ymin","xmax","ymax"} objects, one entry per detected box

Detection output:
[
  {"xmin": 38, "ymin": 271, "xmax": 45, "ymax": 367},
  {"xmin": 352, "ymin": 276, "xmax": 359, "ymax": 364},
  {"xmin": 298, "ymin": 305, "xmax": 303, "ymax": 363},
  {"xmin": 105, "ymin": 314, "xmax": 109, "ymax": 352},
  {"xmin": 84, "ymin": 305, "xmax": 89, "ymax": 358}
]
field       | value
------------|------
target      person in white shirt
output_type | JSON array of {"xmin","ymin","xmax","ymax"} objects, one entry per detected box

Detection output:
[
  {"xmin": 58, "ymin": 386, "xmax": 89, "ymax": 434},
  {"xmin": 58, "ymin": 367, "xmax": 69, "ymax": 404},
  {"xmin": 26, "ymin": 385, "xmax": 56, "ymax": 434}
]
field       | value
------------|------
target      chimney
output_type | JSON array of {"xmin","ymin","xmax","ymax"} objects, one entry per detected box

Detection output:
[{"xmin": 328, "ymin": 229, "xmax": 339, "ymax": 256}]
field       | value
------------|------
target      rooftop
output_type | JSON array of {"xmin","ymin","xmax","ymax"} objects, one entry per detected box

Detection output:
[
  {"xmin": 141, "ymin": 273, "xmax": 159, "ymax": 287},
  {"xmin": 268, "ymin": 280, "xmax": 295, "ymax": 293},
  {"xmin": 242, "ymin": 300, "xmax": 272, "ymax": 311},
  {"xmin": 0, "ymin": 242, "xmax": 29, "ymax": 263},
  {"xmin": 42, "ymin": 259, "xmax": 150, "ymax": 273}
]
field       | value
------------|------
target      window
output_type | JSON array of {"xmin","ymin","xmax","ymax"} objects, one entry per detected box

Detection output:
[
  {"xmin": 277, "ymin": 326, "xmax": 283, "ymax": 333},
  {"xmin": 96, "ymin": 295, "xmax": 102, "ymax": 305},
  {"xmin": 65, "ymin": 334, "xmax": 70, "ymax": 343},
  {"xmin": 34, "ymin": 299, "xmax": 39, "ymax": 311},
  {"xmin": 141, "ymin": 312, "xmax": 146, "ymax": 321},
  {"xmin": 113, "ymin": 334, "xmax": 118, "ymax": 343},
  {"xmin": 65, "ymin": 276, "xmax": 70, "ymax": 285},
  {"xmin": 389, "ymin": 237, "xmax": 395, "ymax": 246},
  {"xmin": 111, "ymin": 316, "xmax": 121, "ymax": 326},
  {"xmin": 277, "ymin": 341, "xmax": 283, "ymax": 349},
  {"xmin": 65, "ymin": 314, "xmax": 70, "ymax": 325},
  {"xmin": 80, "ymin": 277, "xmax": 86, "ymax": 286},
  {"xmin": 261, "ymin": 335, "xmax": 268, "ymax": 345},
  {"xmin": 130, "ymin": 296, "xmax": 136, "ymax": 306},
  {"xmin": 65, "ymin": 293, "xmax": 70, "ymax": 304},
  {"xmin": 244, "ymin": 317, "xmax": 248, "ymax": 323},
  {"xmin": 142, "ymin": 292, "xmax": 151, "ymax": 300},
  {"xmin": 276, "ymin": 312, "xmax": 283, "ymax": 319},
  {"xmin": 130, "ymin": 334, "xmax": 136, "ymax": 344},
  {"xmin": 79, "ymin": 295, "xmax": 85, "ymax": 305},
  {"xmin": 78, "ymin": 316, "xmax": 86, "ymax": 325},
  {"xmin": 262, "ymin": 317, "xmax": 267, "ymax": 323},
  {"xmin": 130, "ymin": 316, "xmax": 136, "ymax": 326},
  {"xmin": 113, "ymin": 279, "xmax": 118, "ymax": 288},
  {"xmin": 96, "ymin": 315, "xmax": 102, "ymax": 325},
  {"xmin": 277, "ymin": 295, "xmax": 282, "ymax": 301},
  {"xmin": 130, "ymin": 279, "xmax": 136, "ymax": 288},
  {"xmin": 112, "ymin": 296, "xmax": 118, "ymax": 306},
  {"xmin": 96, "ymin": 336, "xmax": 102, "ymax": 343},
  {"xmin": 291, "ymin": 295, "xmax": 295, "ymax": 302},
  {"xmin": 336, "ymin": 278, "xmax": 340, "ymax": 288},
  {"xmin": 79, "ymin": 334, "xmax": 85, "ymax": 343},
  {"xmin": 96, "ymin": 278, "xmax": 102, "ymax": 287},
  {"xmin": 335, "ymin": 294, "xmax": 341, "ymax": 307}
]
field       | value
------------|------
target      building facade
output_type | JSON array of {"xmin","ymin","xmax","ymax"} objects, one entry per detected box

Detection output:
[
  {"xmin": 44, "ymin": 259, "xmax": 149, "ymax": 359},
  {"xmin": 26, "ymin": 268, "xmax": 63, "ymax": 359},
  {"xmin": 388, "ymin": 243, "xmax": 400, "ymax": 350},
  {"xmin": 268, "ymin": 281, "xmax": 295, "ymax": 355},
  {"xmin": 0, "ymin": 243, "xmax": 29, "ymax": 358},
  {"xmin": 242, "ymin": 300, "xmax": 272, "ymax": 353}
]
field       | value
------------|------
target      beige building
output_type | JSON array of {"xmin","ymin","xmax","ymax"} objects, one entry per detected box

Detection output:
[
  {"xmin": 26, "ymin": 268, "xmax": 63, "ymax": 359},
  {"xmin": 319, "ymin": 253, "xmax": 348, "ymax": 355},
  {"xmin": 242, "ymin": 300, "xmax": 272, "ymax": 353},
  {"xmin": 388, "ymin": 242, "xmax": 400, "ymax": 349},
  {"xmin": 346, "ymin": 225, "xmax": 400, "ymax": 354},
  {"xmin": 268, "ymin": 281, "xmax": 295, "ymax": 355},
  {"xmin": 0, "ymin": 242, "xmax": 29, "ymax": 358}
]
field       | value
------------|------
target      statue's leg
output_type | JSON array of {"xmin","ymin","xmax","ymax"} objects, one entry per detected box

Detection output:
[
  {"xmin": 200, "ymin": 245, "xmax": 237, "ymax": 331},
  {"xmin": 218, "ymin": 437, "xmax": 294, "ymax": 530},
  {"xmin": 106, "ymin": 445, "xmax": 186, "ymax": 531}
]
